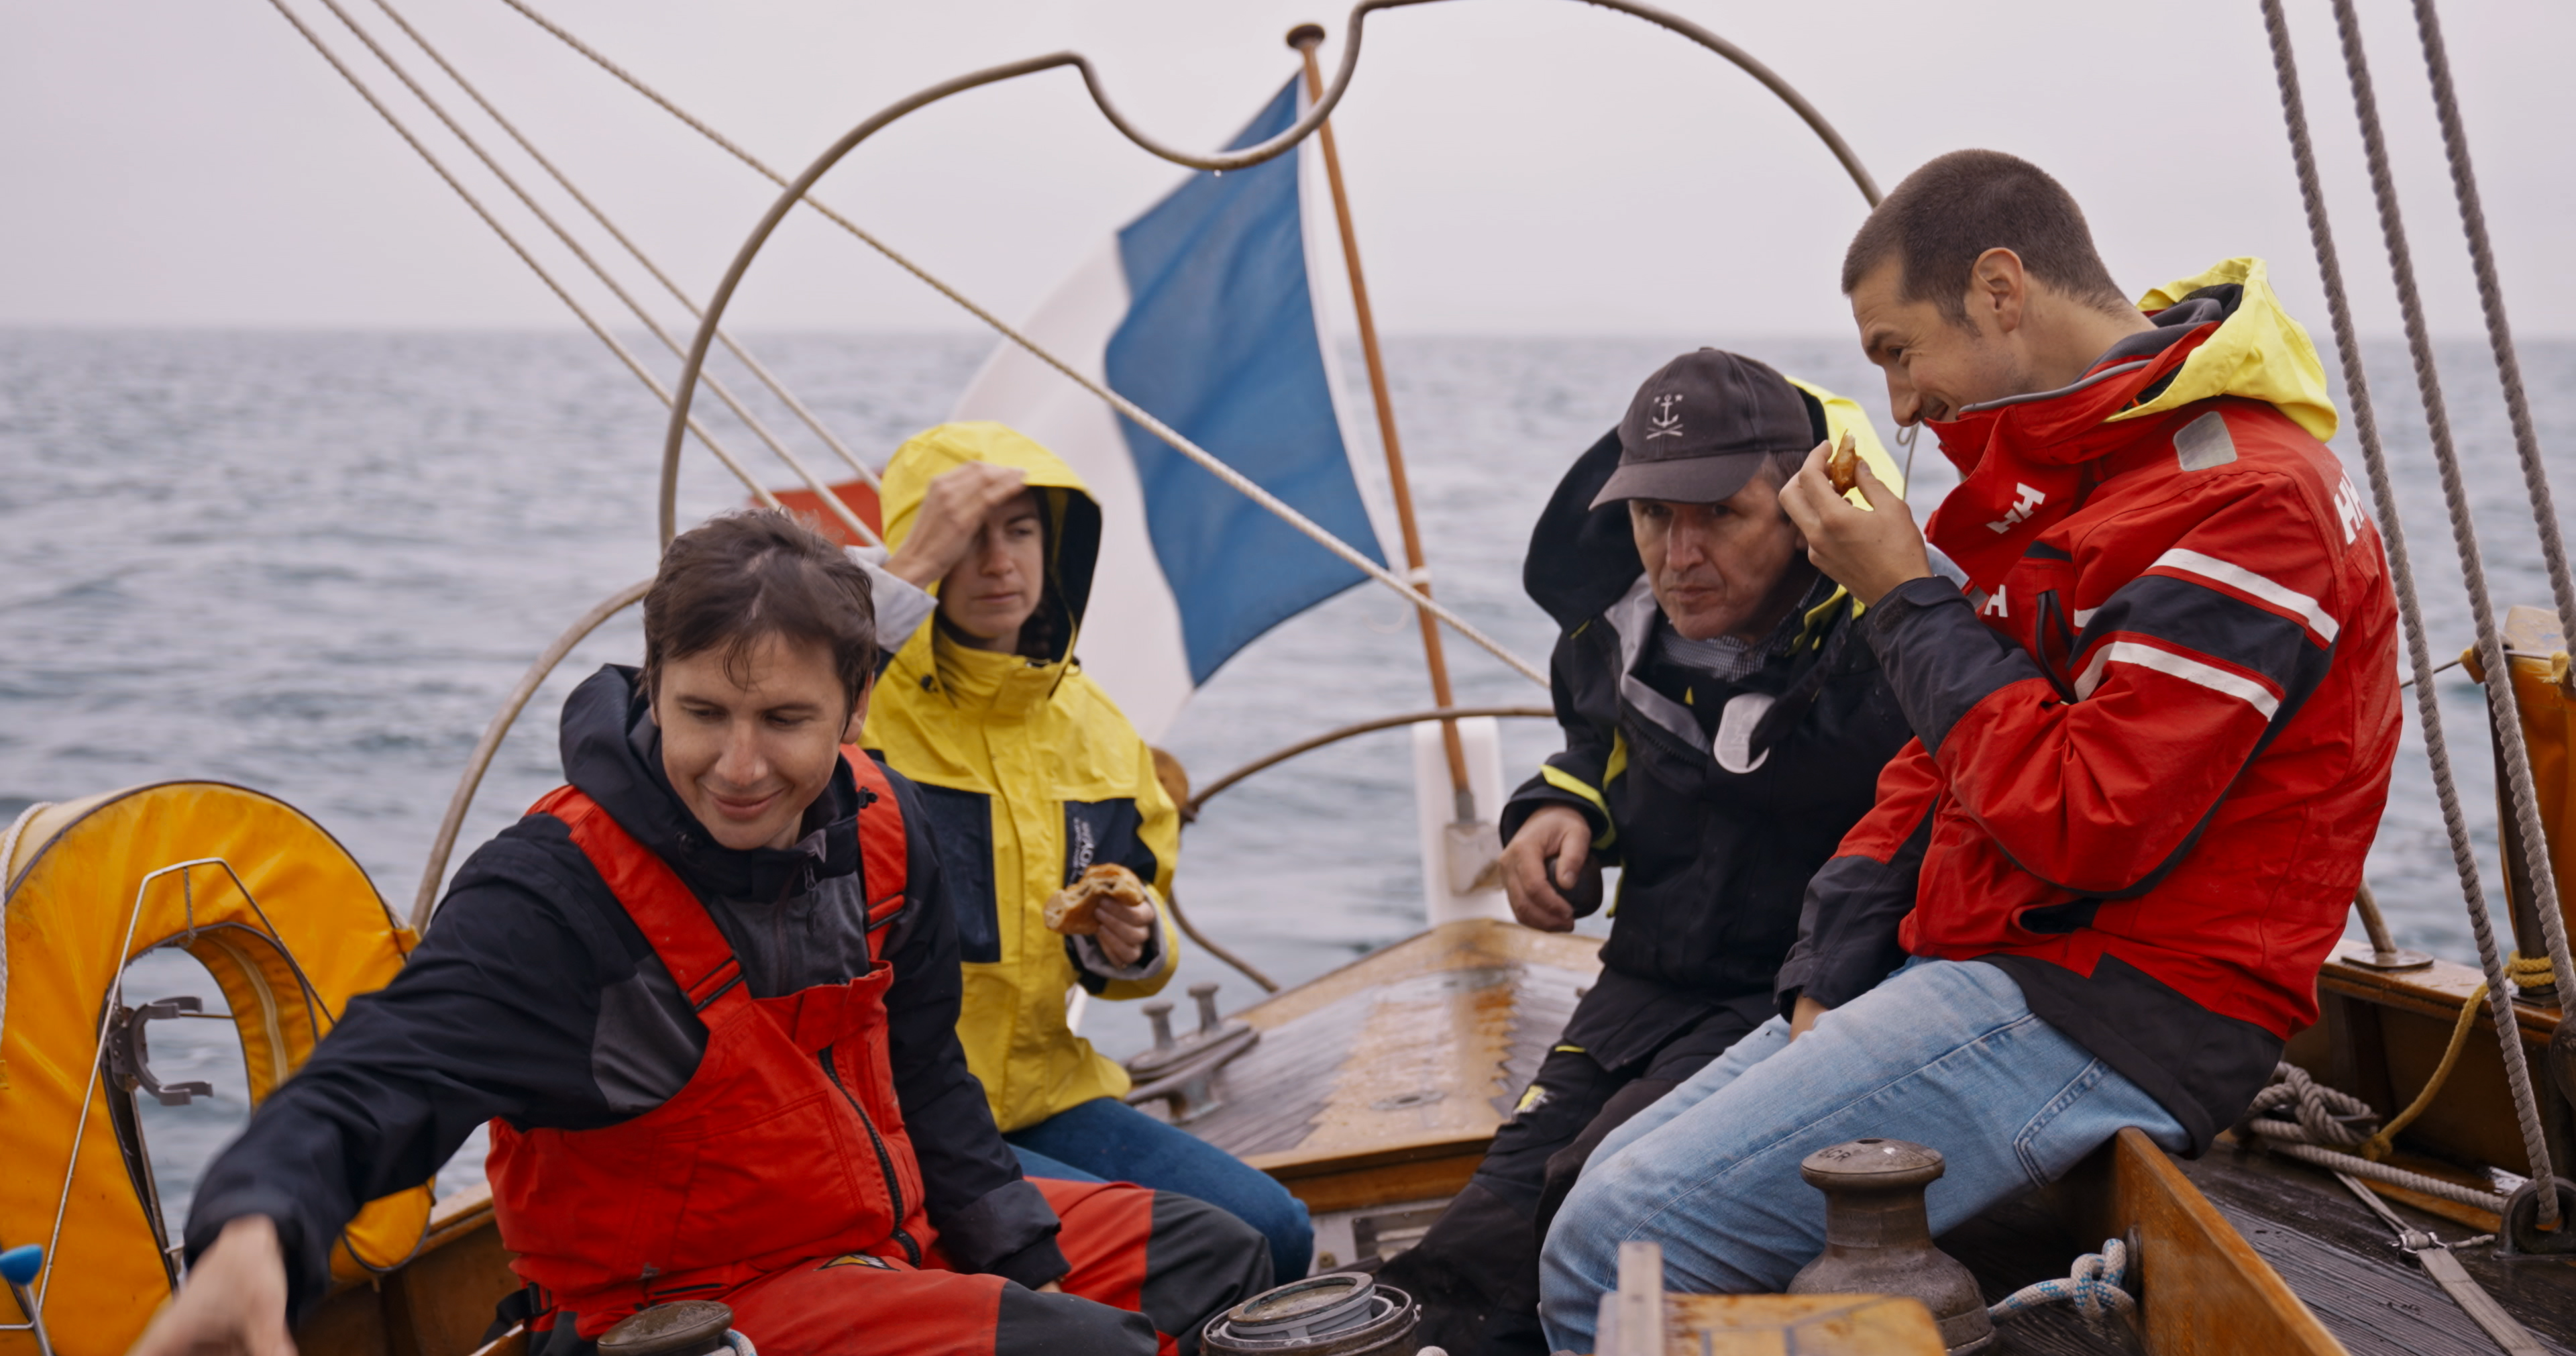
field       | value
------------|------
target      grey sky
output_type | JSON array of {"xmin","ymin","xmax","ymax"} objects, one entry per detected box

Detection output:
[{"xmin": 1, "ymin": 0, "xmax": 2565, "ymax": 338}]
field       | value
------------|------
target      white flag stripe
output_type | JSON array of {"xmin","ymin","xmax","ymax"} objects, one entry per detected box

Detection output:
[
  {"xmin": 2075, "ymin": 639, "xmax": 2282, "ymax": 719},
  {"xmin": 2150, "ymin": 548, "xmax": 2339, "ymax": 643},
  {"xmin": 950, "ymin": 239, "xmax": 1199, "ymax": 739}
]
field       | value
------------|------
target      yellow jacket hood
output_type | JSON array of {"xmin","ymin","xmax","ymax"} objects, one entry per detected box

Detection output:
[
  {"xmin": 882, "ymin": 421, "xmax": 1104, "ymax": 646},
  {"xmin": 2123, "ymin": 257, "xmax": 2339, "ymax": 443}
]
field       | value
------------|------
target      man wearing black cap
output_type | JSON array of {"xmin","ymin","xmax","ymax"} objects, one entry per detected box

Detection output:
[{"xmin": 1375, "ymin": 350, "xmax": 1916, "ymax": 1356}]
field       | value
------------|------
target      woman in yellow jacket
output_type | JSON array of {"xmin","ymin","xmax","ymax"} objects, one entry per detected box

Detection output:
[{"xmin": 865, "ymin": 421, "xmax": 1311, "ymax": 1282}]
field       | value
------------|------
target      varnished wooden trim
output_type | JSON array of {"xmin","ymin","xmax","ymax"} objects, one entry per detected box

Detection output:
[
  {"xmin": 1248, "ymin": 1131, "xmax": 1493, "ymax": 1180},
  {"xmin": 2057, "ymin": 1129, "xmax": 2349, "ymax": 1356},
  {"xmin": 1268, "ymin": 1150, "xmax": 1485, "ymax": 1216}
]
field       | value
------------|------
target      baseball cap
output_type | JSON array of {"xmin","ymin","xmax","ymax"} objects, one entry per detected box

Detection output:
[{"xmin": 1590, "ymin": 349, "xmax": 1817, "ymax": 509}]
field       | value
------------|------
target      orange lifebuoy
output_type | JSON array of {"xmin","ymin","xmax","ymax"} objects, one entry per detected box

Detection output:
[{"xmin": 1, "ymin": 782, "xmax": 431, "ymax": 1356}]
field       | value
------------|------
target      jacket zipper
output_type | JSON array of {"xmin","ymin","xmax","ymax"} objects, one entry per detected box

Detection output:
[{"xmin": 819, "ymin": 1043, "xmax": 921, "ymax": 1265}]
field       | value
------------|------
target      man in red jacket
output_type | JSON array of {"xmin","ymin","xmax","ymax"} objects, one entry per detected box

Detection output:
[{"xmin": 1538, "ymin": 150, "xmax": 2400, "ymax": 1353}]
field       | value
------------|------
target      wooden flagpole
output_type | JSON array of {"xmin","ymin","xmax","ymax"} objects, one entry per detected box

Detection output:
[{"xmin": 1287, "ymin": 23, "xmax": 1477, "ymax": 823}]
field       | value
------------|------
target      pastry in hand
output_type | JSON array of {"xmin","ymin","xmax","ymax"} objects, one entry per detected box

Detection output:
[
  {"xmin": 1044, "ymin": 863, "xmax": 1147, "ymax": 936},
  {"xmin": 1825, "ymin": 428, "xmax": 1862, "ymax": 494}
]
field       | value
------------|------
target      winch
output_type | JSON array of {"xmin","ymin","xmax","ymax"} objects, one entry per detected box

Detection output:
[
  {"xmin": 1787, "ymin": 1139, "xmax": 1993, "ymax": 1355},
  {"xmin": 1199, "ymin": 1272, "xmax": 1423, "ymax": 1355}
]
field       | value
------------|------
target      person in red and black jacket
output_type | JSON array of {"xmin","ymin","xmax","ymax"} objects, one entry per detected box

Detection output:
[
  {"xmin": 1538, "ymin": 150, "xmax": 2400, "ymax": 1353},
  {"xmin": 134, "ymin": 511, "xmax": 1271, "ymax": 1356}
]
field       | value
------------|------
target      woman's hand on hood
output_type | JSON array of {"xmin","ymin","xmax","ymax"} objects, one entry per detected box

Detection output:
[{"xmin": 886, "ymin": 462, "xmax": 1030, "ymax": 588}]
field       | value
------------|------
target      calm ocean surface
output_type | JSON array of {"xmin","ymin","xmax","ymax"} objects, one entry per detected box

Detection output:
[{"xmin": 1, "ymin": 327, "xmax": 2569, "ymax": 1223}]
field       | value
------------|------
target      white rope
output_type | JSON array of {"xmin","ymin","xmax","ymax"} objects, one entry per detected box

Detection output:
[
  {"xmin": 303, "ymin": 0, "xmax": 880, "ymax": 550},
  {"xmin": 498, "ymin": 0, "xmax": 1549, "ymax": 690},
  {"xmin": 2263, "ymin": 1139, "xmax": 2508, "ymax": 1213},
  {"xmin": 362, "ymin": 0, "xmax": 881, "ymax": 495},
  {"xmin": 259, "ymin": 0, "xmax": 790, "ymax": 520}
]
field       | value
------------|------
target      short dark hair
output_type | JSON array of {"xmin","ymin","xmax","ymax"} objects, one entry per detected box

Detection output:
[
  {"xmin": 641, "ymin": 509, "xmax": 878, "ymax": 713},
  {"xmin": 1840, "ymin": 150, "xmax": 2129, "ymax": 323}
]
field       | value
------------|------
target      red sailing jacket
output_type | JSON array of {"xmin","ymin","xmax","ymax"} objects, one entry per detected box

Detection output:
[
  {"xmin": 1781, "ymin": 270, "xmax": 2400, "ymax": 1141},
  {"xmin": 485, "ymin": 749, "xmax": 931, "ymax": 1333}
]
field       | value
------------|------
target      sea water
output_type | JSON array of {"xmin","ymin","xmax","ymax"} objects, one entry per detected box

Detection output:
[{"xmin": 1, "ymin": 327, "xmax": 2568, "ymax": 1227}]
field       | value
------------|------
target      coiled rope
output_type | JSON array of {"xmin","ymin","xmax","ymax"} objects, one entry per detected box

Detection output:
[
  {"xmin": 2237, "ymin": 1064, "xmax": 2510, "ymax": 1212},
  {"xmin": 2257, "ymin": 0, "xmax": 2562, "ymax": 1222},
  {"xmin": 1988, "ymin": 1238, "xmax": 2133, "ymax": 1323}
]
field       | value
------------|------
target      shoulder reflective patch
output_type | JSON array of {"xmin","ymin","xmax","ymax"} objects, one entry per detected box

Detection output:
[
  {"xmin": 820, "ymin": 1253, "xmax": 899, "ymax": 1270},
  {"xmin": 2173, "ymin": 410, "xmax": 2239, "ymax": 472},
  {"xmin": 2075, "ymin": 639, "xmax": 2282, "ymax": 719},
  {"xmin": 1713, "ymin": 690, "xmax": 1776, "ymax": 774},
  {"xmin": 1515, "ymin": 1082, "xmax": 1552, "ymax": 1115},
  {"xmin": 2149, "ymin": 547, "xmax": 2339, "ymax": 643}
]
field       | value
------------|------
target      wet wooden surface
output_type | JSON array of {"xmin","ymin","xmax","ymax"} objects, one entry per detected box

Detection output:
[
  {"xmin": 1665, "ymin": 1293, "xmax": 1945, "ymax": 1354},
  {"xmin": 1185, "ymin": 921, "xmax": 1599, "ymax": 1190},
  {"xmin": 2178, "ymin": 1139, "xmax": 2576, "ymax": 1355}
]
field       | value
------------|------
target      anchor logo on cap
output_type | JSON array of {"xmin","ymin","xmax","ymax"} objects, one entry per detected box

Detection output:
[{"xmin": 1646, "ymin": 393, "xmax": 1685, "ymax": 440}]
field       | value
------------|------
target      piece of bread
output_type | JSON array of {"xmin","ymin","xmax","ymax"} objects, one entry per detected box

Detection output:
[
  {"xmin": 1044, "ymin": 863, "xmax": 1147, "ymax": 936},
  {"xmin": 1825, "ymin": 428, "xmax": 1862, "ymax": 494}
]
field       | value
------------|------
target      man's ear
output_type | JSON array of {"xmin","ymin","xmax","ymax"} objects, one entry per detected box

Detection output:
[
  {"xmin": 1969, "ymin": 248, "xmax": 2029, "ymax": 335},
  {"xmin": 841, "ymin": 676, "xmax": 875, "ymax": 744}
]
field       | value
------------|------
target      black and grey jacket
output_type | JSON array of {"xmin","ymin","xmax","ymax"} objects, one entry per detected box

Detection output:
[
  {"xmin": 1501, "ymin": 429, "xmax": 1916, "ymax": 1070},
  {"xmin": 184, "ymin": 665, "xmax": 1063, "ymax": 1322}
]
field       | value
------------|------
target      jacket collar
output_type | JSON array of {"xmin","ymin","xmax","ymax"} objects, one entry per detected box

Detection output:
[
  {"xmin": 1918, "ymin": 299, "xmax": 2227, "ymax": 594},
  {"xmin": 918, "ymin": 625, "xmax": 1065, "ymax": 718},
  {"xmin": 560, "ymin": 664, "xmax": 862, "ymax": 905}
]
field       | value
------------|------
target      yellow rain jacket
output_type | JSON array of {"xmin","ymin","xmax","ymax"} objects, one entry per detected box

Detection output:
[{"xmin": 863, "ymin": 421, "xmax": 1183, "ymax": 1133}]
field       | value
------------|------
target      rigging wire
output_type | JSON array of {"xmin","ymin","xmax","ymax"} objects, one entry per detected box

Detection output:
[
  {"xmin": 498, "ymin": 0, "xmax": 1538, "ymax": 682},
  {"xmin": 305, "ymin": 0, "xmax": 882, "ymax": 550},
  {"xmin": 257, "ymin": 0, "xmax": 790, "ymax": 521},
  {"xmin": 2405, "ymin": 0, "xmax": 2576, "ymax": 642},
  {"xmin": 494, "ymin": 0, "xmax": 1882, "ymax": 688},
  {"xmin": 364, "ymin": 0, "xmax": 885, "ymax": 495},
  {"xmin": 2259, "ymin": 0, "xmax": 2559, "ymax": 1221},
  {"xmin": 659, "ymin": 52, "xmax": 1553, "ymax": 686},
  {"xmin": 2324, "ymin": 0, "xmax": 2576, "ymax": 1006}
]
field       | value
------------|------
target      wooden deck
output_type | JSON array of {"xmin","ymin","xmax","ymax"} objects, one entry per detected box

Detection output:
[
  {"xmin": 1177, "ymin": 919, "xmax": 1601, "ymax": 1214},
  {"xmin": 2177, "ymin": 1140, "xmax": 2576, "ymax": 1356}
]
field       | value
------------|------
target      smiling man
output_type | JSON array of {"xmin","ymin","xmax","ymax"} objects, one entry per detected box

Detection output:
[
  {"xmin": 132, "ymin": 511, "xmax": 1271, "ymax": 1356},
  {"xmin": 1379, "ymin": 350, "xmax": 1915, "ymax": 1356},
  {"xmin": 1538, "ymin": 152, "xmax": 2401, "ymax": 1353}
]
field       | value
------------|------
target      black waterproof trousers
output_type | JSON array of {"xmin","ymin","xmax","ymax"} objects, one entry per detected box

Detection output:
[{"xmin": 1376, "ymin": 993, "xmax": 1774, "ymax": 1356}]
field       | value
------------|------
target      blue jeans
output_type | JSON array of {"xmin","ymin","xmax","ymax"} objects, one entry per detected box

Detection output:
[
  {"xmin": 1538, "ymin": 958, "xmax": 2186, "ymax": 1352},
  {"xmin": 1008, "ymin": 1096, "xmax": 1313, "ymax": 1283}
]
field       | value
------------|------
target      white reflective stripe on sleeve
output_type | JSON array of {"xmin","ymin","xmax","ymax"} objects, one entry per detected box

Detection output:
[
  {"xmin": 2074, "ymin": 640, "xmax": 2282, "ymax": 719},
  {"xmin": 2150, "ymin": 548, "xmax": 2339, "ymax": 643}
]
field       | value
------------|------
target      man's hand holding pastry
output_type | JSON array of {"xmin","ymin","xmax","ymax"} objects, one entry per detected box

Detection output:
[{"xmin": 1777, "ymin": 437, "xmax": 1932, "ymax": 607}]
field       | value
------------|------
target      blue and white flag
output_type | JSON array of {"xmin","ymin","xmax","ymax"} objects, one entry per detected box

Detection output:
[{"xmin": 950, "ymin": 76, "xmax": 1389, "ymax": 740}]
